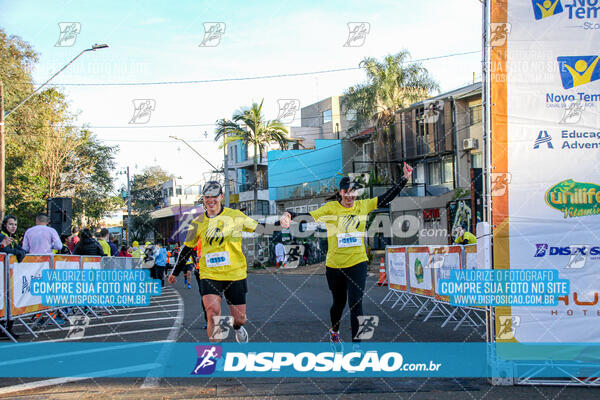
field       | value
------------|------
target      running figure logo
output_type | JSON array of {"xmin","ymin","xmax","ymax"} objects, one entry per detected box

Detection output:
[
  {"xmin": 490, "ymin": 173, "xmax": 511, "ymax": 197},
  {"xmin": 490, "ymin": 23, "xmax": 511, "ymax": 47},
  {"xmin": 276, "ymin": 99, "xmax": 300, "ymax": 124},
  {"xmin": 354, "ymin": 315, "xmax": 379, "ymax": 340},
  {"xmin": 565, "ymin": 245, "xmax": 589, "ymax": 269},
  {"xmin": 210, "ymin": 316, "xmax": 233, "ymax": 340},
  {"xmin": 497, "ymin": 316, "xmax": 520, "ymax": 340},
  {"xmin": 129, "ymin": 99, "xmax": 156, "ymax": 124},
  {"xmin": 191, "ymin": 345, "xmax": 223, "ymax": 375},
  {"xmin": 55, "ymin": 22, "xmax": 81, "ymax": 47},
  {"xmin": 340, "ymin": 215, "xmax": 359, "ymax": 232},
  {"xmin": 343, "ymin": 23, "xmax": 370, "ymax": 47},
  {"xmin": 199, "ymin": 23, "xmax": 226, "ymax": 47},
  {"xmin": 559, "ymin": 100, "xmax": 584, "ymax": 124},
  {"xmin": 66, "ymin": 315, "xmax": 90, "ymax": 339},
  {"xmin": 206, "ymin": 224, "xmax": 225, "ymax": 246}
]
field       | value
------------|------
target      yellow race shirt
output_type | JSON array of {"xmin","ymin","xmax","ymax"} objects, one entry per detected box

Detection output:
[
  {"xmin": 309, "ymin": 198, "xmax": 378, "ymax": 268},
  {"xmin": 183, "ymin": 207, "xmax": 258, "ymax": 281}
]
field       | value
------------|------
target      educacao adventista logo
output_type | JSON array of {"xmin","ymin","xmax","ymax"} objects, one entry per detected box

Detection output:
[{"xmin": 545, "ymin": 179, "xmax": 600, "ymax": 218}]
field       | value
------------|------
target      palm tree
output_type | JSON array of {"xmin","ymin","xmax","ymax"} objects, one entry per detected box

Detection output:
[
  {"xmin": 343, "ymin": 50, "xmax": 439, "ymax": 182},
  {"xmin": 215, "ymin": 99, "xmax": 292, "ymax": 214}
]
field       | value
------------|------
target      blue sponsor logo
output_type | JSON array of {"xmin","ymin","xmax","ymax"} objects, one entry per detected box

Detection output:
[
  {"xmin": 557, "ymin": 56, "xmax": 600, "ymax": 89},
  {"xmin": 532, "ymin": 0, "xmax": 564, "ymax": 20},
  {"xmin": 533, "ymin": 130, "xmax": 554, "ymax": 149},
  {"xmin": 534, "ymin": 244, "xmax": 600, "ymax": 257}
]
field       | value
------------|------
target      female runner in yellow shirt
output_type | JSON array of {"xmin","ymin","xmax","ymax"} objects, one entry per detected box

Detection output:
[{"xmin": 281, "ymin": 163, "xmax": 413, "ymax": 347}]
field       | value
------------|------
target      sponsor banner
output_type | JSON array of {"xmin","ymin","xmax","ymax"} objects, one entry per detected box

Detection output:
[
  {"xmin": 464, "ymin": 244, "xmax": 478, "ymax": 270},
  {"xmin": 0, "ymin": 342, "xmax": 598, "ymax": 378},
  {"xmin": 9, "ymin": 255, "xmax": 51, "ymax": 316},
  {"xmin": 491, "ymin": 0, "xmax": 600, "ymax": 343},
  {"xmin": 81, "ymin": 256, "xmax": 101, "ymax": 270},
  {"xmin": 406, "ymin": 247, "xmax": 433, "ymax": 297},
  {"xmin": 0, "ymin": 253, "xmax": 5, "ymax": 318},
  {"xmin": 30, "ymin": 269, "xmax": 161, "ymax": 307},
  {"xmin": 430, "ymin": 246, "xmax": 462, "ymax": 302},
  {"xmin": 53, "ymin": 254, "xmax": 81, "ymax": 270},
  {"xmin": 386, "ymin": 246, "xmax": 407, "ymax": 291}
]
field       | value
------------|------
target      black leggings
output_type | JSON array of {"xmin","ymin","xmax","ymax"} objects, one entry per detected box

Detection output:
[{"xmin": 325, "ymin": 262, "xmax": 367, "ymax": 342}]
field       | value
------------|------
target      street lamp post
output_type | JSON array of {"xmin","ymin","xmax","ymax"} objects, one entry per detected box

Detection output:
[{"xmin": 0, "ymin": 43, "xmax": 109, "ymax": 218}]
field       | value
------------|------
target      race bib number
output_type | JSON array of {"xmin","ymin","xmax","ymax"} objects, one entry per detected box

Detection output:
[
  {"xmin": 337, "ymin": 232, "xmax": 362, "ymax": 248},
  {"xmin": 205, "ymin": 251, "xmax": 231, "ymax": 268}
]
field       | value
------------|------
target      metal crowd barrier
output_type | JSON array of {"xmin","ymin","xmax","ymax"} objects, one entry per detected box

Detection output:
[
  {"xmin": 0, "ymin": 253, "xmax": 144, "ymax": 343},
  {"xmin": 379, "ymin": 244, "xmax": 489, "ymax": 338}
]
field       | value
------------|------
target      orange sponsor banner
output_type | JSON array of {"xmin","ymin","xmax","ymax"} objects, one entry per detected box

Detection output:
[
  {"xmin": 0, "ymin": 253, "xmax": 6, "ymax": 319},
  {"xmin": 9, "ymin": 255, "xmax": 52, "ymax": 317},
  {"xmin": 53, "ymin": 254, "xmax": 81, "ymax": 270},
  {"xmin": 386, "ymin": 247, "xmax": 408, "ymax": 292},
  {"xmin": 81, "ymin": 256, "xmax": 102, "ymax": 270},
  {"xmin": 431, "ymin": 246, "xmax": 462, "ymax": 303},
  {"xmin": 406, "ymin": 246, "xmax": 433, "ymax": 297}
]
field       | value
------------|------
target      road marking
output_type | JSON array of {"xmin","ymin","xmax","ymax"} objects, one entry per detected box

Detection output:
[
  {"xmin": 39, "ymin": 327, "xmax": 173, "ymax": 342},
  {"xmin": 141, "ymin": 287, "xmax": 184, "ymax": 388},
  {"xmin": 0, "ymin": 363, "xmax": 160, "ymax": 396},
  {"xmin": 35, "ymin": 317, "xmax": 179, "ymax": 334},
  {"xmin": 96, "ymin": 309, "xmax": 179, "ymax": 319}
]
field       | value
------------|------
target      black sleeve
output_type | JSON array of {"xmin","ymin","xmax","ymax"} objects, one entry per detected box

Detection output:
[
  {"xmin": 377, "ymin": 177, "xmax": 408, "ymax": 208},
  {"xmin": 171, "ymin": 245, "xmax": 195, "ymax": 276}
]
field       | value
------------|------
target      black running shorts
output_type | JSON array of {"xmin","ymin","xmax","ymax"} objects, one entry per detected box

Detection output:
[{"xmin": 199, "ymin": 278, "xmax": 247, "ymax": 305}]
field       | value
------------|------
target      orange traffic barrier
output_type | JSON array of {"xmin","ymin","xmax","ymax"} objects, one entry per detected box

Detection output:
[{"xmin": 376, "ymin": 257, "xmax": 387, "ymax": 286}]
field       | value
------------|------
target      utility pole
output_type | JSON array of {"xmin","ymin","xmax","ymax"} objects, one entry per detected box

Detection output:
[
  {"xmin": 126, "ymin": 166, "xmax": 132, "ymax": 246},
  {"xmin": 224, "ymin": 139, "xmax": 230, "ymax": 207},
  {"xmin": 0, "ymin": 81, "xmax": 5, "ymax": 219}
]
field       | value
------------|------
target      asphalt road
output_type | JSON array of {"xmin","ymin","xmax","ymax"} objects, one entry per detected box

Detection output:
[{"xmin": 0, "ymin": 272, "xmax": 597, "ymax": 399}]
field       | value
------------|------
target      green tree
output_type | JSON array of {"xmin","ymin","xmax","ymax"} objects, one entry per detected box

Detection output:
[
  {"xmin": 343, "ymin": 50, "xmax": 438, "ymax": 182},
  {"xmin": 1, "ymin": 29, "xmax": 119, "ymax": 233},
  {"xmin": 215, "ymin": 99, "xmax": 291, "ymax": 214},
  {"xmin": 129, "ymin": 166, "xmax": 172, "ymax": 241}
]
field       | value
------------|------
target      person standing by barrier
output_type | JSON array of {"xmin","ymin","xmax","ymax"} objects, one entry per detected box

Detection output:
[
  {"xmin": 119, "ymin": 245, "xmax": 132, "ymax": 257},
  {"xmin": 98, "ymin": 229, "xmax": 112, "ymax": 256},
  {"xmin": 131, "ymin": 241, "xmax": 143, "ymax": 258},
  {"xmin": 66, "ymin": 227, "xmax": 79, "ymax": 254},
  {"xmin": 275, "ymin": 241, "xmax": 285, "ymax": 269},
  {"xmin": 280, "ymin": 163, "xmax": 413, "ymax": 349},
  {"xmin": 22, "ymin": 214, "xmax": 62, "ymax": 254},
  {"xmin": 108, "ymin": 233, "xmax": 118, "ymax": 258},
  {"xmin": 454, "ymin": 222, "xmax": 477, "ymax": 245},
  {"xmin": 0, "ymin": 215, "xmax": 26, "ymax": 339},
  {"xmin": 154, "ymin": 242, "xmax": 168, "ymax": 287},
  {"xmin": 0, "ymin": 215, "xmax": 26, "ymax": 262},
  {"xmin": 73, "ymin": 228, "xmax": 107, "ymax": 256},
  {"xmin": 168, "ymin": 181, "xmax": 264, "ymax": 343}
]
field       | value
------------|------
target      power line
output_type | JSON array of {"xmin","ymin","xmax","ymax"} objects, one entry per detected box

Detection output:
[{"xmin": 19, "ymin": 50, "xmax": 480, "ymax": 87}]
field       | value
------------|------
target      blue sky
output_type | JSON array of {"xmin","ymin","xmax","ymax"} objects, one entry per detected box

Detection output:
[{"xmin": 0, "ymin": 0, "xmax": 482, "ymax": 189}]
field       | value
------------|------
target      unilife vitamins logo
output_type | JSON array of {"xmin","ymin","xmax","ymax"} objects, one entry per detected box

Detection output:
[
  {"xmin": 532, "ymin": 0, "xmax": 564, "ymax": 20},
  {"xmin": 557, "ymin": 56, "xmax": 600, "ymax": 89},
  {"xmin": 545, "ymin": 179, "xmax": 600, "ymax": 218}
]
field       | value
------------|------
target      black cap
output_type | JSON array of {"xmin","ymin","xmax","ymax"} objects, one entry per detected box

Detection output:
[
  {"xmin": 339, "ymin": 176, "xmax": 362, "ymax": 191},
  {"xmin": 202, "ymin": 181, "xmax": 223, "ymax": 197}
]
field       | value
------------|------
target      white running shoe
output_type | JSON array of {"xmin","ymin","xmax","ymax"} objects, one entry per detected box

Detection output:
[{"xmin": 235, "ymin": 326, "xmax": 249, "ymax": 343}]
